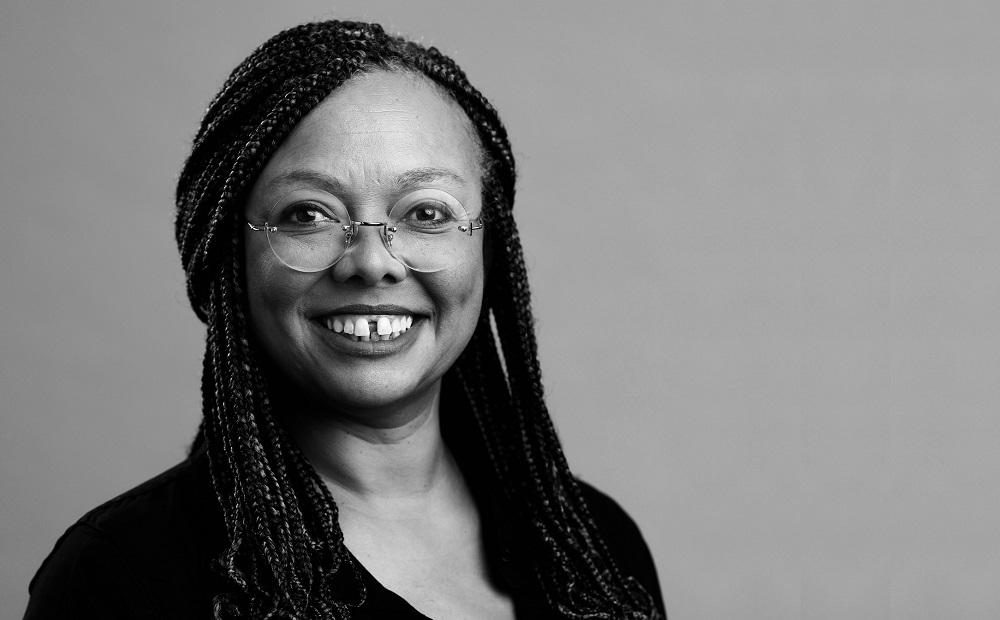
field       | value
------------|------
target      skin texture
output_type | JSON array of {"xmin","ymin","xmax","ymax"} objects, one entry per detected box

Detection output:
[
  {"xmin": 242, "ymin": 70, "xmax": 515, "ymax": 619},
  {"xmin": 243, "ymin": 70, "xmax": 485, "ymax": 424}
]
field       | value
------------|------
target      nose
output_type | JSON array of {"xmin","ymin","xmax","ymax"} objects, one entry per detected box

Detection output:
[{"xmin": 329, "ymin": 223, "xmax": 408, "ymax": 286}]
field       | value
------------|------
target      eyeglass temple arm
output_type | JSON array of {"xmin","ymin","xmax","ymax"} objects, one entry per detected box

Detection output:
[
  {"xmin": 459, "ymin": 217, "xmax": 484, "ymax": 233},
  {"xmin": 249, "ymin": 220, "xmax": 482, "ymax": 233}
]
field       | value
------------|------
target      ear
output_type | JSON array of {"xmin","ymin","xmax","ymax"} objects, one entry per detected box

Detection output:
[
  {"xmin": 478, "ymin": 225, "xmax": 494, "ymax": 323},
  {"xmin": 482, "ymin": 224, "xmax": 494, "ymax": 275}
]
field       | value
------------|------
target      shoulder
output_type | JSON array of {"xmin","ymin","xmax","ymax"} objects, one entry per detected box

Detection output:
[
  {"xmin": 576, "ymin": 479, "xmax": 667, "ymax": 617},
  {"xmin": 25, "ymin": 451, "xmax": 224, "ymax": 619},
  {"xmin": 75, "ymin": 451, "xmax": 220, "ymax": 548}
]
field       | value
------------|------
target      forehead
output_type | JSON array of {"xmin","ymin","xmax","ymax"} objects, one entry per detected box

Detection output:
[{"xmin": 247, "ymin": 70, "xmax": 482, "ymax": 211}]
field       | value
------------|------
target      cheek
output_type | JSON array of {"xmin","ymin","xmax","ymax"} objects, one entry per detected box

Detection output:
[
  {"xmin": 243, "ymin": 241, "xmax": 304, "ymax": 341},
  {"xmin": 245, "ymin": 242, "xmax": 274, "ymax": 312},
  {"xmin": 436, "ymin": 256, "xmax": 486, "ymax": 330}
]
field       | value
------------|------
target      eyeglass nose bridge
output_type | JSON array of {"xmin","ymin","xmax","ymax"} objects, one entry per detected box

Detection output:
[{"xmin": 342, "ymin": 220, "xmax": 399, "ymax": 252}]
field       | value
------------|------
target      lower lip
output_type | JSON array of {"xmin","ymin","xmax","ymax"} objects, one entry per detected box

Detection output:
[{"xmin": 312, "ymin": 318, "xmax": 422, "ymax": 357}]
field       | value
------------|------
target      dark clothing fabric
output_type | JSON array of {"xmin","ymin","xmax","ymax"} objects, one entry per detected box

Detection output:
[{"xmin": 25, "ymin": 450, "xmax": 664, "ymax": 619}]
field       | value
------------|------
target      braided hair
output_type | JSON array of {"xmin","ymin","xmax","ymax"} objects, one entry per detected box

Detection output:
[{"xmin": 175, "ymin": 20, "xmax": 661, "ymax": 619}]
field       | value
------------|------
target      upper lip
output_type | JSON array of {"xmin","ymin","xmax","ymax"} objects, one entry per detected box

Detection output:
[{"xmin": 313, "ymin": 304, "xmax": 423, "ymax": 318}]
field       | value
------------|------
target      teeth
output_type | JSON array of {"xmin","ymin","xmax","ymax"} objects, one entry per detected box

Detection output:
[
  {"xmin": 354, "ymin": 319, "xmax": 370, "ymax": 339},
  {"xmin": 322, "ymin": 314, "xmax": 415, "ymax": 341}
]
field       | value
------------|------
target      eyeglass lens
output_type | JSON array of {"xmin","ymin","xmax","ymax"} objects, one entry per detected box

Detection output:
[{"xmin": 264, "ymin": 188, "xmax": 477, "ymax": 273}]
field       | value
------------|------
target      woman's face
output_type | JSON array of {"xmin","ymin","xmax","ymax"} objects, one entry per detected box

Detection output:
[{"xmin": 243, "ymin": 70, "xmax": 485, "ymax": 418}]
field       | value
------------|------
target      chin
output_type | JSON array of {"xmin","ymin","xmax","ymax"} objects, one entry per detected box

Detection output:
[{"xmin": 296, "ymin": 369, "xmax": 443, "ymax": 417}]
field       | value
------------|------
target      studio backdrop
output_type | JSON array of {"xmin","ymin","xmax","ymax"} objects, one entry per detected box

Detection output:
[{"xmin": 1, "ymin": 1, "xmax": 998, "ymax": 618}]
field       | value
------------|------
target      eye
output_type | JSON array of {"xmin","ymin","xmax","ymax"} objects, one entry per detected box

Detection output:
[
  {"xmin": 390, "ymin": 189, "xmax": 468, "ymax": 231},
  {"xmin": 275, "ymin": 200, "xmax": 341, "ymax": 228},
  {"xmin": 402, "ymin": 201, "xmax": 455, "ymax": 226}
]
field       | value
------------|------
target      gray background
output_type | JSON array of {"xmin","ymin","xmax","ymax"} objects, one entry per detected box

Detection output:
[{"xmin": 2, "ymin": 1, "xmax": 998, "ymax": 617}]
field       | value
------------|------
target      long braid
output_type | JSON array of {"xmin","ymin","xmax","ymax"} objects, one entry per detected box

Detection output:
[
  {"xmin": 176, "ymin": 20, "xmax": 660, "ymax": 619},
  {"xmin": 201, "ymin": 227, "xmax": 364, "ymax": 618},
  {"xmin": 427, "ymin": 40, "xmax": 658, "ymax": 616}
]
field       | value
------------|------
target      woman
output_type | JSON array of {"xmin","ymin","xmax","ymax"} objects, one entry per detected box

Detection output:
[{"xmin": 26, "ymin": 20, "xmax": 665, "ymax": 619}]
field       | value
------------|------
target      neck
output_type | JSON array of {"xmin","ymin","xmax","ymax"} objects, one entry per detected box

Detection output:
[{"xmin": 281, "ymin": 380, "xmax": 459, "ymax": 507}]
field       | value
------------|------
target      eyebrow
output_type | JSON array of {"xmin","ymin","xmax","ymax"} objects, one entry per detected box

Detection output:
[
  {"xmin": 261, "ymin": 170, "xmax": 344, "ymax": 197},
  {"xmin": 395, "ymin": 168, "xmax": 467, "ymax": 188},
  {"xmin": 261, "ymin": 167, "xmax": 468, "ymax": 197}
]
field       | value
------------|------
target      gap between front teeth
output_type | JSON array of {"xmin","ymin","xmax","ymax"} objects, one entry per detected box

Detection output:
[{"xmin": 324, "ymin": 315, "xmax": 414, "ymax": 341}]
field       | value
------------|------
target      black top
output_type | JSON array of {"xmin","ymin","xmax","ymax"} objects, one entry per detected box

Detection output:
[{"xmin": 24, "ymin": 450, "xmax": 664, "ymax": 619}]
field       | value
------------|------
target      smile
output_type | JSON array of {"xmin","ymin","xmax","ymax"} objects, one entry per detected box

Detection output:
[{"xmin": 322, "ymin": 314, "xmax": 414, "ymax": 342}]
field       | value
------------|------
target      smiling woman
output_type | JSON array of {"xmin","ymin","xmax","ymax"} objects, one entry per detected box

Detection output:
[
  {"xmin": 23, "ymin": 20, "xmax": 665, "ymax": 620},
  {"xmin": 243, "ymin": 72, "xmax": 486, "ymax": 413}
]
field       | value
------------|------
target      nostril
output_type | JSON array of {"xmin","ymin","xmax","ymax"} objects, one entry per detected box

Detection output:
[{"xmin": 329, "ymin": 224, "xmax": 408, "ymax": 285}]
